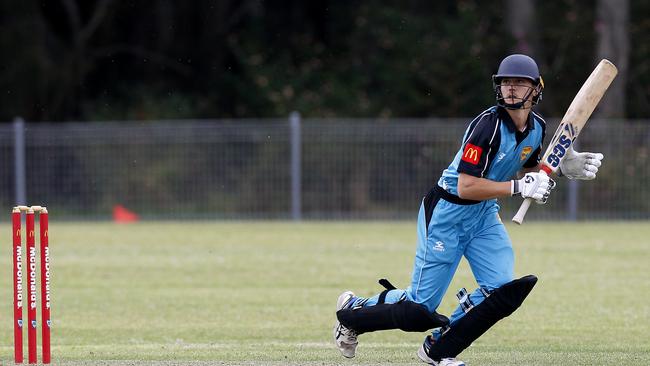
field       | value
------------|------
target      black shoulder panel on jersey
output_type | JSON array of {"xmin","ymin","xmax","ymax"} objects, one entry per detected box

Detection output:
[{"xmin": 457, "ymin": 110, "xmax": 501, "ymax": 178}]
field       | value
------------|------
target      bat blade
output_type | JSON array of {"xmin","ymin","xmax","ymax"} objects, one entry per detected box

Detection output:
[{"xmin": 512, "ymin": 59, "xmax": 618, "ymax": 225}]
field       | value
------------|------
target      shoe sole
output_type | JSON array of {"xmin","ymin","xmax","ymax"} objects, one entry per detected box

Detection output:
[
  {"xmin": 333, "ymin": 322, "xmax": 357, "ymax": 358},
  {"xmin": 417, "ymin": 344, "xmax": 435, "ymax": 365}
]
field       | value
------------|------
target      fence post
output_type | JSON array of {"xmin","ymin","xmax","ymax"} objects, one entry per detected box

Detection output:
[
  {"xmin": 567, "ymin": 179, "xmax": 579, "ymax": 221},
  {"xmin": 13, "ymin": 117, "xmax": 27, "ymax": 205},
  {"xmin": 289, "ymin": 111, "xmax": 302, "ymax": 220},
  {"xmin": 566, "ymin": 142, "xmax": 579, "ymax": 221}
]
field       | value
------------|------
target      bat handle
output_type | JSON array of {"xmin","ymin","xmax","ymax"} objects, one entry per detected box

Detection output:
[
  {"xmin": 512, "ymin": 169, "xmax": 550, "ymax": 225},
  {"xmin": 512, "ymin": 198, "xmax": 533, "ymax": 225}
]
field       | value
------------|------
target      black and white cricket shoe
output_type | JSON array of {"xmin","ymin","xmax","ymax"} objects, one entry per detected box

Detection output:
[
  {"xmin": 417, "ymin": 335, "xmax": 466, "ymax": 366},
  {"xmin": 333, "ymin": 290, "xmax": 358, "ymax": 358}
]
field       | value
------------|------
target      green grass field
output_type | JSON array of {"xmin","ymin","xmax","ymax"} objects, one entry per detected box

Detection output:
[{"xmin": 0, "ymin": 221, "xmax": 648, "ymax": 365}]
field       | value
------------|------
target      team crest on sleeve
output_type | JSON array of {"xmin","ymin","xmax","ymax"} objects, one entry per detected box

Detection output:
[
  {"xmin": 520, "ymin": 146, "xmax": 533, "ymax": 161},
  {"xmin": 462, "ymin": 143, "xmax": 482, "ymax": 165}
]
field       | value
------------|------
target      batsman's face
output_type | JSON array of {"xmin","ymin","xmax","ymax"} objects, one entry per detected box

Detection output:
[{"xmin": 500, "ymin": 78, "xmax": 536, "ymax": 105}]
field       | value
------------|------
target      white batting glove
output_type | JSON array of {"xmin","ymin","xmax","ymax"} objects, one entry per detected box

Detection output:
[
  {"xmin": 512, "ymin": 172, "xmax": 556, "ymax": 204},
  {"xmin": 559, "ymin": 147, "xmax": 604, "ymax": 180}
]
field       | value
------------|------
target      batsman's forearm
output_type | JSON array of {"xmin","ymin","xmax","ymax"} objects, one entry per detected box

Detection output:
[{"xmin": 457, "ymin": 173, "xmax": 512, "ymax": 200}]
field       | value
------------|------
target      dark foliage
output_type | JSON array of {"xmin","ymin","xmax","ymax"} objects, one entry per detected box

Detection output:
[{"xmin": 0, "ymin": 0, "xmax": 647, "ymax": 121}]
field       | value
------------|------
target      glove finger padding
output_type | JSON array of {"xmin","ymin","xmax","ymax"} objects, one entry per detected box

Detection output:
[
  {"xmin": 534, "ymin": 182, "xmax": 549, "ymax": 202},
  {"xmin": 578, "ymin": 164, "xmax": 598, "ymax": 180},
  {"xmin": 535, "ymin": 176, "xmax": 556, "ymax": 204},
  {"xmin": 548, "ymin": 177, "xmax": 557, "ymax": 190},
  {"xmin": 560, "ymin": 149, "xmax": 604, "ymax": 180},
  {"xmin": 574, "ymin": 157, "xmax": 601, "ymax": 180},
  {"xmin": 586, "ymin": 155, "xmax": 603, "ymax": 168}
]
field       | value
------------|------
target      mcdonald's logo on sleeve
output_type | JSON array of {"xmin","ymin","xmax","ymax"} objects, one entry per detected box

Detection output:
[{"xmin": 461, "ymin": 143, "xmax": 482, "ymax": 165}]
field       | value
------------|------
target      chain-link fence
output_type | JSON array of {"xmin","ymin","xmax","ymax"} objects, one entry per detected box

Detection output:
[{"xmin": 0, "ymin": 116, "xmax": 648, "ymax": 220}]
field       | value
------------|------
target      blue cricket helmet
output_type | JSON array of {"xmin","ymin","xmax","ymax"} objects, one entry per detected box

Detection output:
[
  {"xmin": 493, "ymin": 54, "xmax": 544, "ymax": 108},
  {"xmin": 494, "ymin": 54, "xmax": 541, "ymax": 83}
]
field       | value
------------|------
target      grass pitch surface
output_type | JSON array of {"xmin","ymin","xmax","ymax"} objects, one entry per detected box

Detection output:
[{"xmin": 0, "ymin": 221, "xmax": 648, "ymax": 365}]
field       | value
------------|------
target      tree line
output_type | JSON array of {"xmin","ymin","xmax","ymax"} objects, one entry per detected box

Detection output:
[{"xmin": 1, "ymin": 0, "xmax": 647, "ymax": 122}]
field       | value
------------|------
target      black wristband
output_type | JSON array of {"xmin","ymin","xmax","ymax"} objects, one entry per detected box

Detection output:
[{"xmin": 511, "ymin": 180, "xmax": 520, "ymax": 196}]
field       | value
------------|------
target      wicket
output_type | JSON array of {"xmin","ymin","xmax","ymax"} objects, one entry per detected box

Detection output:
[{"xmin": 12, "ymin": 205, "xmax": 51, "ymax": 364}]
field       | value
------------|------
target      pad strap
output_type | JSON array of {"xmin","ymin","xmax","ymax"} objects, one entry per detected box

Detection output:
[
  {"xmin": 377, "ymin": 278, "xmax": 397, "ymax": 304},
  {"xmin": 378, "ymin": 278, "xmax": 396, "ymax": 290},
  {"xmin": 456, "ymin": 288, "xmax": 474, "ymax": 313}
]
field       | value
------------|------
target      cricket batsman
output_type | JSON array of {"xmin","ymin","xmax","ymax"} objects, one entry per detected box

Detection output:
[{"xmin": 333, "ymin": 54, "xmax": 605, "ymax": 366}]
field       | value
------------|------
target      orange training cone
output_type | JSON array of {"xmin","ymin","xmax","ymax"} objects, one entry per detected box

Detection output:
[{"xmin": 113, "ymin": 205, "xmax": 139, "ymax": 223}]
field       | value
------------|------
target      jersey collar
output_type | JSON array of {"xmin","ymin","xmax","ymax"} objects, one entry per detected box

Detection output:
[{"xmin": 496, "ymin": 106, "xmax": 535, "ymax": 132}]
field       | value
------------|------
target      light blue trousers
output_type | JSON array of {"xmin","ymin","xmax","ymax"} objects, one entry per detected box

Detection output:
[{"xmin": 350, "ymin": 195, "xmax": 514, "ymax": 328}]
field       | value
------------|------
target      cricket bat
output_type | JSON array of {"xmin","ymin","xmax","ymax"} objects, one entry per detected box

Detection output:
[{"xmin": 512, "ymin": 59, "xmax": 618, "ymax": 225}]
